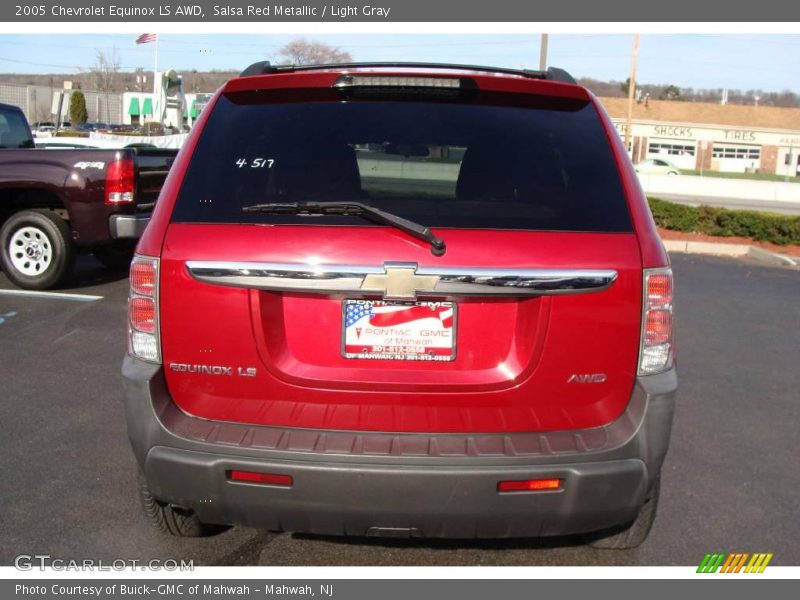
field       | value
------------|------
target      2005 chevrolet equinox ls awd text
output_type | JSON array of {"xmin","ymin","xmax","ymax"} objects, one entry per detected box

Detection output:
[{"xmin": 122, "ymin": 62, "xmax": 677, "ymax": 548}]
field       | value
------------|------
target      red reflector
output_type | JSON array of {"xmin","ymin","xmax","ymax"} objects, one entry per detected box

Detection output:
[
  {"xmin": 105, "ymin": 157, "xmax": 135, "ymax": 205},
  {"xmin": 498, "ymin": 478, "xmax": 562, "ymax": 492},
  {"xmin": 130, "ymin": 261, "xmax": 156, "ymax": 296},
  {"xmin": 229, "ymin": 470, "xmax": 293, "ymax": 487},
  {"xmin": 129, "ymin": 296, "xmax": 155, "ymax": 333}
]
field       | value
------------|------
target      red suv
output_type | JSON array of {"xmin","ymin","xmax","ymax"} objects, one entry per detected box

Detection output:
[{"xmin": 123, "ymin": 62, "xmax": 676, "ymax": 548}]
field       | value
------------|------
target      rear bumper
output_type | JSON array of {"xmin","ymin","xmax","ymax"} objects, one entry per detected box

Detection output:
[
  {"xmin": 109, "ymin": 214, "xmax": 150, "ymax": 239},
  {"xmin": 122, "ymin": 357, "xmax": 677, "ymax": 539}
]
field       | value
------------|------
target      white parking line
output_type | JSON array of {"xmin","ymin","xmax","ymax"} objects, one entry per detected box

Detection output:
[{"xmin": 0, "ymin": 289, "xmax": 103, "ymax": 302}]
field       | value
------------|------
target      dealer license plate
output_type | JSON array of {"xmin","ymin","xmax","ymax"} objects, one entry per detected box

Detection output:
[{"xmin": 342, "ymin": 299, "xmax": 456, "ymax": 361}]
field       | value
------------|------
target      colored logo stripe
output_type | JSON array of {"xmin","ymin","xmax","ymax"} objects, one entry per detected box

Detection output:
[
  {"xmin": 697, "ymin": 553, "xmax": 773, "ymax": 573},
  {"xmin": 745, "ymin": 553, "xmax": 773, "ymax": 573},
  {"xmin": 697, "ymin": 553, "xmax": 725, "ymax": 573}
]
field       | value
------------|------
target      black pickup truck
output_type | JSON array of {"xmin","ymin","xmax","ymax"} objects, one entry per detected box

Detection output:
[{"xmin": 0, "ymin": 102, "xmax": 176, "ymax": 289}]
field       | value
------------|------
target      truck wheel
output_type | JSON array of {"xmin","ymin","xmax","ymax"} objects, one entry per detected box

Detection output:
[
  {"xmin": 93, "ymin": 242, "xmax": 135, "ymax": 270},
  {"xmin": 138, "ymin": 472, "xmax": 227, "ymax": 538},
  {"xmin": 0, "ymin": 210, "xmax": 74, "ymax": 290},
  {"xmin": 586, "ymin": 478, "xmax": 660, "ymax": 549}
]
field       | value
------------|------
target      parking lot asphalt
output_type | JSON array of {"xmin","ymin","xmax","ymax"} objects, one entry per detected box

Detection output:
[{"xmin": 0, "ymin": 253, "xmax": 798, "ymax": 567}]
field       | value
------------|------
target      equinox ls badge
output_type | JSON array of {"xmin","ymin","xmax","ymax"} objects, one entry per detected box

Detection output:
[
  {"xmin": 169, "ymin": 363, "xmax": 257, "ymax": 377},
  {"xmin": 567, "ymin": 373, "xmax": 607, "ymax": 383}
]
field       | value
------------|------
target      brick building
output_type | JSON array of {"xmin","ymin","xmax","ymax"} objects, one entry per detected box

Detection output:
[{"xmin": 600, "ymin": 97, "xmax": 800, "ymax": 176}]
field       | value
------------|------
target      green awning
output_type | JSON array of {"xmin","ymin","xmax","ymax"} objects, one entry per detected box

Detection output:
[
  {"xmin": 190, "ymin": 100, "xmax": 198, "ymax": 118},
  {"xmin": 142, "ymin": 98, "xmax": 153, "ymax": 116},
  {"xmin": 128, "ymin": 97, "xmax": 140, "ymax": 117}
]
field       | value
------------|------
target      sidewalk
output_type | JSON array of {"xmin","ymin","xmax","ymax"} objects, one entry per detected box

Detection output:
[{"xmin": 657, "ymin": 226, "xmax": 799, "ymax": 267}]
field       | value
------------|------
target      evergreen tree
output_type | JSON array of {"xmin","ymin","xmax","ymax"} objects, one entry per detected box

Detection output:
[{"xmin": 69, "ymin": 90, "xmax": 88, "ymax": 124}]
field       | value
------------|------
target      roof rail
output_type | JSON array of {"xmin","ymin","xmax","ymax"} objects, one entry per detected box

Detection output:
[{"xmin": 239, "ymin": 61, "xmax": 576, "ymax": 84}]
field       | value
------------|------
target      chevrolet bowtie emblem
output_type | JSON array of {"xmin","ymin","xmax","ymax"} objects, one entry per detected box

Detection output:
[{"xmin": 361, "ymin": 263, "xmax": 440, "ymax": 300}]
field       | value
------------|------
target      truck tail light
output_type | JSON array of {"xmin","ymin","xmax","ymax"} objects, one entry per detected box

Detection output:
[
  {"xmin": 105, "ymin": 157, "xmax": 135, "ymax": 205},
  {"xmin": 638, "ymin": 267, "xmax": 674, "ymax": 375},
  {"xmin": 127, "ymin": 255, "xmax": 160, "ymax": 363}
]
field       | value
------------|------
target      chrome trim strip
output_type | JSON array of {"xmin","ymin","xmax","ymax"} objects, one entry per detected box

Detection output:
[{"xmin": 186, "ymin": 261, "xmax": 618, "ymax": 298}]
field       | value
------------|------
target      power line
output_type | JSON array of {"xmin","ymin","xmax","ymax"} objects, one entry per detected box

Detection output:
[{"xmin": 0, "ymin": 55, "xmax": 141, "ymax": 71}]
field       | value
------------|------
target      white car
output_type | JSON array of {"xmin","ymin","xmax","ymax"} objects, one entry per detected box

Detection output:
[
  {"xmin": 635, "ymin": 158, "xmax": 680, "ymax": 176},
  {"xmin": 32, "ymin": 125, "xmax": 55, "ymax": 138}
]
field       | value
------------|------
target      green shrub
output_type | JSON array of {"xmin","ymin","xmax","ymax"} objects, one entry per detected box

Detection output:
[
  {"xmin": 647, "ymin": 197, "xmax": 698, "ymax": 232},
  {"xmin": 647, "ymin": 197, "xmax": 800, "ymax": 246},
  {"xmin": 68, "ymin": 90, "xmax": 88, "ymax": 125}
]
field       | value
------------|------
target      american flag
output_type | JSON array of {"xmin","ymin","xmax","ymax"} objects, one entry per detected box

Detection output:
[
  {"xmin": 345, "ymin": 303, "xmax": 373, "ymax": 327},
  {"xmin": 371, "ymin": 304, "xmax": 453, "ymax": 328},
  {"xmin": 135, "ymin": 33, "xmax": 158, "ymax": 45}
]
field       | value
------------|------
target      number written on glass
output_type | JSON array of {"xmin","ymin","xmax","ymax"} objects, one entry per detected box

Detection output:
[{"xmin": 235, "ymin": 158, "xmax": 275, "ymax": 169}]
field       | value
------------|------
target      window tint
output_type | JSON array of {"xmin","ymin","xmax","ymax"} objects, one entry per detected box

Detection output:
[{"xmin": 172, "ymin": 91, "xmax": 632, "ymax": 232}]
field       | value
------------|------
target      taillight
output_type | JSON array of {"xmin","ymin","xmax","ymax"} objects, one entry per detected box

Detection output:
[
  {"xmin": 105, "ymin": 157, "xmax": 135, "ymax": 205},
  {"xmin": 127, "ymin": 255, "xmax": 160, "ymax": 363},
  {"xmin": 638, "ymin": 267, "xmax": 674, "ymax": 375},
  {"xmin": 130, "ymin": 260, "xmax": 156, "ymax": 295}
]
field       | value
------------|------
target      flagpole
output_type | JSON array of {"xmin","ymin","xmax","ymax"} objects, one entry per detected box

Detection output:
[{"xmin": 153, "ymin": 35, "xmax": 159, "ymax": 96}]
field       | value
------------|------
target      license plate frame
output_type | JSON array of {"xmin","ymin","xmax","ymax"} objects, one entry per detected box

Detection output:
[{"xmin": 341, "ymin": 299, "xmax": 457, "ymax": 362}]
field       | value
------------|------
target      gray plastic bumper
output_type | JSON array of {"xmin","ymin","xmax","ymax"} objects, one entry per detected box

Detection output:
[
  {"xmin": 109, "ymin": 214, "xmax": 150, "ymax": 239},
  {"xmin": 122, "ymin": 356, "xmax": 677, "ymax": 538}
]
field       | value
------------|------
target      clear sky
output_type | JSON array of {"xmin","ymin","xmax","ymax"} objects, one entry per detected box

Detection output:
[{"xmin": 0, "ymin": 33, "xmax": 799, "ymax": 93}]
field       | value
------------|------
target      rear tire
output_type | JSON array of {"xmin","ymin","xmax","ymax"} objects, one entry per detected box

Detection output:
[
  {"xmin": 0, "ymin": 210, "xmax": 74, "ymax": 290},
  {"xmin": 586, "ymin": 478, "xmax": 660, "ymax": 549},
  {"xmin": 138, "ymin": 472, "xmax": 227, "ymax": 538}
]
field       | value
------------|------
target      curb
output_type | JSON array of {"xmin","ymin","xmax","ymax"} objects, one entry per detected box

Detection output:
[{"xmin": 663, "ymin": 239, "xmax": 798, "ymax": 267}]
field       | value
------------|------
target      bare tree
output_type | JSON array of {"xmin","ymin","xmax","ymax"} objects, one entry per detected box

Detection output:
[
  {"xmin": 91, "ymin": 49, "xmax": 121, "ymax": 92},
  {"xmin": 89, "ymin": 49, "xmax": 121, "ymax": 122},
  {"xmin": 276, "ymin": 39, "xmax": 352, "ymax": 65},
  {"xmin": 35, "ymin": 105, "xmax": 52, "ymax": 124},
  {"xmin": 659, "ymin": 85, "xmax": 682, "ymax": 101}
]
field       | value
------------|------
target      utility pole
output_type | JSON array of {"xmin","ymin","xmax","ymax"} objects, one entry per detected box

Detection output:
[
  {"xmin": 624, "ymin": 33, "xmax": 640, "ymax": 156},
  {"xmin": 539, "ymin": 34, "xmax": 549, "ymax": 71}
]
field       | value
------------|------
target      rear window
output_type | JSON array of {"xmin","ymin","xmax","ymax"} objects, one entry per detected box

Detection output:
[
  {"xmin": 0, "ymin": 109, "xmax": 34, "ymax": 149},
  {"xmin": 172, "ymin": 89, "xmax": 632, "ymax": 232}
]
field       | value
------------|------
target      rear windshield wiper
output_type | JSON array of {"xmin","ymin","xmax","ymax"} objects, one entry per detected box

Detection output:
[{"xmin": 242, "ymin": 201, "xmax": 446, "ymax": 256}]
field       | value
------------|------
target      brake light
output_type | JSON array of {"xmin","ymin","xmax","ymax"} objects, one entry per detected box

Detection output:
[
  {"xmin": 335, "ymin": 75, "xmax": 462, "ymax": 89},
  {"xmin": 105, "ymin": 157, "xmax": 135, "ymax": 205},
  {"xmin": 127, "ymin": 255, "xmax": 160, "ymax": 363},
  {"xmin": 129, "ymin": 297, "xmax": 156, "ymax": 334},
  {"xmin": 498, "ymin": 478, "xmax": 562, "ymax": 492},
  {"xmin": 638, "ymin": 267, "xmax": 674, "ymax": 375}
]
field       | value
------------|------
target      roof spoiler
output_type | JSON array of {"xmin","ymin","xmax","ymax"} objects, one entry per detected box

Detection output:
[{"xmin": 239, "ymin": 61, "xmax": 576, "ymax": 85}]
